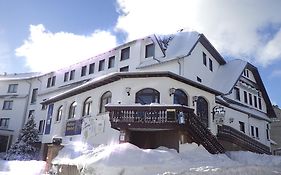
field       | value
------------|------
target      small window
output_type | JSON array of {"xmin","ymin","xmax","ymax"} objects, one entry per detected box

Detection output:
[
  {"xmin": 51, "ymin": 76, "xmax": 56, "ymax": 86},
  {"xmin": 8, "ymin": 84, "xmax": 18, "ymax": 93},
  {"xmin": 56, "ymin": 106, "xmax": 63, "ymax": 121},
  {"xmin": 254, "ymin": 96, "xmax": 257, "ymax": 108},
  {"xmin": 243, "ymin": 69, "xmax": 249, "ymax": 77},
  {"xmin": 89, "ymin": 63, "xmax": 95, "ymax": 74},
  {"xmin": 100, "ymin": 91, "xmax": 112, "ymax": 113},
  {"xmin": 31, "ymin": 88, "xmax": 38, "ymax": 104},
  {"xmin": 244, "ymin": 91, "xmax": 248, "ymax": 104},
  {"xmin": 121, "ymin": 47, "xmax": 130, "ymax": 61},
  {"xmin": 28, "ymin": 110, "xmax": 35, "ymax": 118},
  {"xmin": 98, "ymin": 59, "xmax": 105, "ymax": 71},
  {"xmin": 255, "ymin": 127, "xmax": 259, "ymax": 138},
  {"xmin": 209, "ymin": 58, "xmax": 213, "ymax": 71},
  {"xmin": 47, "ymin": 77, "xmax": 52, "ymax": 87},
  {"xmin": 108, "ymin": 56, "xmax": 115, "ymax": 69},
  {"xmin": 197, "ymin": 76, "xmax": 202, "ymax": 83},
  {"xmin": 81, "ymin": 66, "xmax": 87, "ymax": 77},
  {"xmin": 239, "ymin": 121, "xmax": 245, "ymax": 133},
  {"xmin": 68, "ymin": 102, "xmax": 77, "ymax": 119},
  {"xmin": 249, "ymin": 94, "xmax": 253, "ymax": 106},
  {"xmin": 64, "ymin": 72, "xmax": 69, "ymax": 82},
  {"xmin": 203, "ymin": 52, "xmax": 207, "ymax": 66},
  {"xmin": 38, "ymin": 120, "xmax": 45, "ymax": 134},
  {"xmin": 234, "ymin": 87, "xmax": 240, "ymax": 101},
  {"xmin": 258, "ymin": 98, "xmax": 262, "ymax": 110},
  {"xmin": 251, "ymin": 126, "xmax": 254, "ymax": 137},
  {"xmin": 70, "ymin": 70, "xmax": 75, "ymax": 80},
  {"xmin": 2, "ymin": 100, "xmax": 13, "ymax": 110},
  {"xmin": 145, "ymin": 43, "xmax": 154, "ymax": 58},
  {"xmin": 0, "ymin": 118, "xmax": 9, "ymax": 129},
  {"xmin": 120, "ymin": 66, "xmax": 129, "ymax": 72},
  {"xmin": 266, "ymin": 124, "xmax": 270, "ymax": 140},
  {"xmin": 83, "ymin": 97, "xmax": 92, "ymax": 116}
]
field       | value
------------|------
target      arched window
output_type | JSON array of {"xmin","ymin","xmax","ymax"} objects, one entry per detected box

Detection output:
[
  {"xmin": 68, "ymin": 102, "xmax": 77, "ymax": 119},
  {"xmin": 196, "ymin": 96, "xmax": 209, "ymax": 128},
  {"xmin": 56, "ymin": 105, "xmax": 63, "ymax": 121},
  {"xmin": 173, "ymin": 89, "xmax": 188, "ymax": 106},
  {"xmin": 100, "ymin": 91, "xmax": 112, "ymax": 113},
  {"xmin": 135, "ymin": 88, "xmax": 160, "ymax": 105},
  {"xmin": 83, "ymin": 97, "xmax": 92, "ymax": 116}
]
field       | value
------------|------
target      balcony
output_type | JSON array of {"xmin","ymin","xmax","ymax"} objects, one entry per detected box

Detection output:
[
  {"xmin": 217, "ymin": 125, "xmax": 271, "ymax": 154},
  {"xmin": 106, "ymin": 104, "xmax": 194, "ymax": 130}
]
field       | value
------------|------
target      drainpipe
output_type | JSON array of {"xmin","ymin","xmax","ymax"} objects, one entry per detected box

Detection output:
[
  {"xmin": 177, "ymin": 58, "xmax": 182, "ymax": 75},
  {"xmin": 22, "ymin": 79, "xmax": 32, "ymax": 128}
]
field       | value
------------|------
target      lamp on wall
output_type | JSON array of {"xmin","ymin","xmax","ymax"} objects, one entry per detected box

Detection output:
[
  {"xmin": 169, "ymin": 88, "xmax": 176, "ymax": 96},
  {"xmin": 125, "ymin": 87, "xmax": 131, "ymax": 96},
  {"xmin": 212, "ymin": 105, "xmax": 226, "ymax": 125},
  {"xmin": 192, "ymin": 96, "xmax": 198, "ymax": 106}
]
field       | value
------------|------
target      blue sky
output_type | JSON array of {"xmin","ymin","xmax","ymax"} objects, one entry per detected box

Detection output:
[{"xmin": 0, "ymin": 0, "xmax": 281, "ymax": 107}]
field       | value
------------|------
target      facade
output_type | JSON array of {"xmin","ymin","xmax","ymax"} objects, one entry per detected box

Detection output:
[
  {"xmin": 0, "ymin": 31, "xmax": 276, "ymax": 158},
  {"xmin": 271, "ymin": 105, "xmax": 281, "ymax": 155}
]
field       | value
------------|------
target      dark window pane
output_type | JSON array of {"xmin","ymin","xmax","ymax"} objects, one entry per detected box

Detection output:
[
  {"xmin": 145, "ymin": 44, "xmax": 154, "ymax": 58},
  {"xmin": 121, "ymin": 47, "xmax": 130, "ymax": 61}
]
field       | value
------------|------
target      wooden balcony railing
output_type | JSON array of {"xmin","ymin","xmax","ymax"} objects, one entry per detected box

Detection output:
[
  {"xmin": 217, "ymin": 125, "xmax": 271, "ymax": 154},
  {"xmin": 106, "ymin": 104, "xmax": 194, "ymax": 129}
]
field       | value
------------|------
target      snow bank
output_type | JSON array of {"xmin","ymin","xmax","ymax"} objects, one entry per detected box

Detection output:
[
  {"xmin": 52, "ymin": 142, "xmax": 281, "ymax": 175},
  {"xmin": 0, "ymin": 160, "xmax": 46, "ymax": 175}
]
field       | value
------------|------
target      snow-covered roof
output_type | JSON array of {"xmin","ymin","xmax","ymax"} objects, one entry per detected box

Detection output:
[
  {"xmin": 0, "ymin": 72, "xmax": 42, "ymax": 81},
  {"xmin": 211, "ymin": 59, "xmax": 247, "ymax": 94}
]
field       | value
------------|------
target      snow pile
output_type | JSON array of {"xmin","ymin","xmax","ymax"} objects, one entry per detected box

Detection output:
[{"xmin": 0, "ymin": 160, "xmax": 46, "ymax": 175}]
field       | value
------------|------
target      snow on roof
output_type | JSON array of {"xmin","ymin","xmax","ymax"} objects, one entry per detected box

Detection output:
[
  {"xmin": 0, "ymin": 72, "xmax": 42, "ymax": 81},
  {"xmin": 211, "ymin": 59, "xmax": 247, "ymax": 94}
]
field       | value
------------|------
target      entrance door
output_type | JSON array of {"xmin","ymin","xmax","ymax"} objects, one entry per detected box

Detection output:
[{"xmin": 196, "ymin": 96, "xmax": 208, "ymax": 128}]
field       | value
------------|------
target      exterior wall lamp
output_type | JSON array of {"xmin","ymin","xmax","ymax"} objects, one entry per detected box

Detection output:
[
  {"xmin": 212, "ymin": 105, "xmax": 226, "ymax": 125},
  {"xmin": 169, "ymin": 88, "xmax": 176, "ymax": 96},
  {"xmin": 125, "ymin": 87, "xmax": 131, "ymax": 96}
]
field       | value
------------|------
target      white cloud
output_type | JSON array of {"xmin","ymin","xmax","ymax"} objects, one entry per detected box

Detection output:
[
  {"xmin": 115, "ymin": 0, "xmax": 281, "ymax": 66},
  {"xmin": 16, "ymin": 24, "xmax": 117, "ymax": 72}
]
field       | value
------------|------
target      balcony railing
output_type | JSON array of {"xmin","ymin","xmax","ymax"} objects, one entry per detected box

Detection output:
[
  {"xmin": 217, "ymin": 125, "xmax": 271, "ymax": 154},
  {"xmin": 106, "ymin": 104, "xmax": 194, "ymax": 130}
]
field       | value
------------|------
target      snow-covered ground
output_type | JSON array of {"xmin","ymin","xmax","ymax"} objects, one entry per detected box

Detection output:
[{"xmin": 1, "ymin": 142, "xmax": 281, "ymax": 175}]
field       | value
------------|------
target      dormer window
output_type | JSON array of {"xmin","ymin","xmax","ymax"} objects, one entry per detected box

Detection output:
[{"xmin": 145, "ymin": 43, "xmax": 154, "ymax": 58}]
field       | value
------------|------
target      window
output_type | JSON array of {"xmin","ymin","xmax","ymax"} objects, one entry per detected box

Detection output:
[
  {"xmin": 100, "ymin": 91, "xmax": 112, "ymax": 113},
  {"xmin": 234, "ymin": 87, "xmax": 240, "ymax": 101},
  {"xmin": 51, "ymin": 76, "xmax": 56, "ymax": 86},
  {"xmin": 8, "ymin": 84, "xmax": 18, "ymax": 93},
  {"xmin": 255, "ymin": 127, "xmax": 259, "ymax": 138},
  {"xmin": 135, "ymin": 88, "xmax": 160, "ymax": 105},
  {"xmin": 254, "ymin": 96, "xmax": 257, "ymax": 108},
  {"xmin": 173, "ymin": 89, "xmax": 188, "ymax": 106},
  {"xmin": 120, "ymin": 66, "xmax": 129, "ymax": 72},
  {"xmin": 239, "ymin": 121, "xmax": 245, "ymax": 133},
  {"xmin": 81, "ymin": 66, "xmax": 87, "ymax": 77},
  {"xmin": 244, "ymin": 91, "xmax": 248, "ymax": 104},
  {"xmin": 98, "ymin": 59, "xmax": 105, "ymax": 71},
  {"xmin": 68, "ymin": 102, "xmax": 77, "ymax": 119},
  {"xmin": 243, "ymin": 69, "xmax": 249, "ymax": 77},
  {"xmin": 145, "ymin": 43, "xmax": 154, "ymax": 58},
  {"xmin": 258, "ymin": 98, "xmax": 262, "ymax": 110},
  {"xmin": 203, "ymin": 52, "xmax": 207, "ymax": 66},
  {"xmin": 38, "ymin": 120, "xmax": 45, "ymax": 134},
  {"xmin": 266, "ymin": 124, "xmax": 270, "ymax": 140},
  {"xmin": 251, "ymin": 126, "xmax": 255, "ymax": 137},
  {"xmin": 47, "ymin": 77, "xmax": 52, "ymax": 87},
  {"xmin": 0, "ymin": 118, "xmax": 9, "ymax": 129},
  {"xmin": 31, "ymin": 88, "xmax": 38, "ymax": 104},
  {"xmin": 197, "ymin": 76, "xmax": 202, "ymax": 83},
  {"xmin": 108, "ymin": 56, "xmax": 115, "ymax": 69},
  {"xmin": 56, "ymin": 106, "xmax": 63, "ymax": 121},
  {"xmin": 121, "ymin": 47, "xmax": 130, "ymax": 61},
  {"xmin": 89, "ymin": 63, "xmax": 95, "ymax": 74},
  {"xmin": 3, "ymin": 100, "xmax": 13, "ymax": 110},
  {"xmin": 28, "ymin": 110, "xmax": 35, "ymax": 118},
  {"xmin": 70, "ymin": 70, "xmax": 75, "ymax": 80},
  {"xmin": 83, "ymin": 97, "xmax": 92, "ymax": 116},
  {"xmin": 209, "ymin": 58, "xmax": 213, "ymax": 71},
  {"xmin": 64, "ymin": 72, "xmax": 69, "ymax": 82},
  {"xmin": 249, "ymin": 94, "xmax": 253, "ymax": 106}
]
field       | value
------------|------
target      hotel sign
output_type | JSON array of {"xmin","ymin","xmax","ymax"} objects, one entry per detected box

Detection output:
[{"xmin": 65, "ymin": 119, "xmax": 82, "ymax": 136}]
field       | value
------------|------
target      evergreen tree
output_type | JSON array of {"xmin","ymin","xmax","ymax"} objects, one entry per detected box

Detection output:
[{"xmin": 5, "ymin": 116, "xmax": 39, "ymax": 160}]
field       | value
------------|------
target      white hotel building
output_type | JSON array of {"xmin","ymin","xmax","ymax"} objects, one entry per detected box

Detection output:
[{"xmin": 0, "ymin": 31, "xmax": 276, "ymax": 159}]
